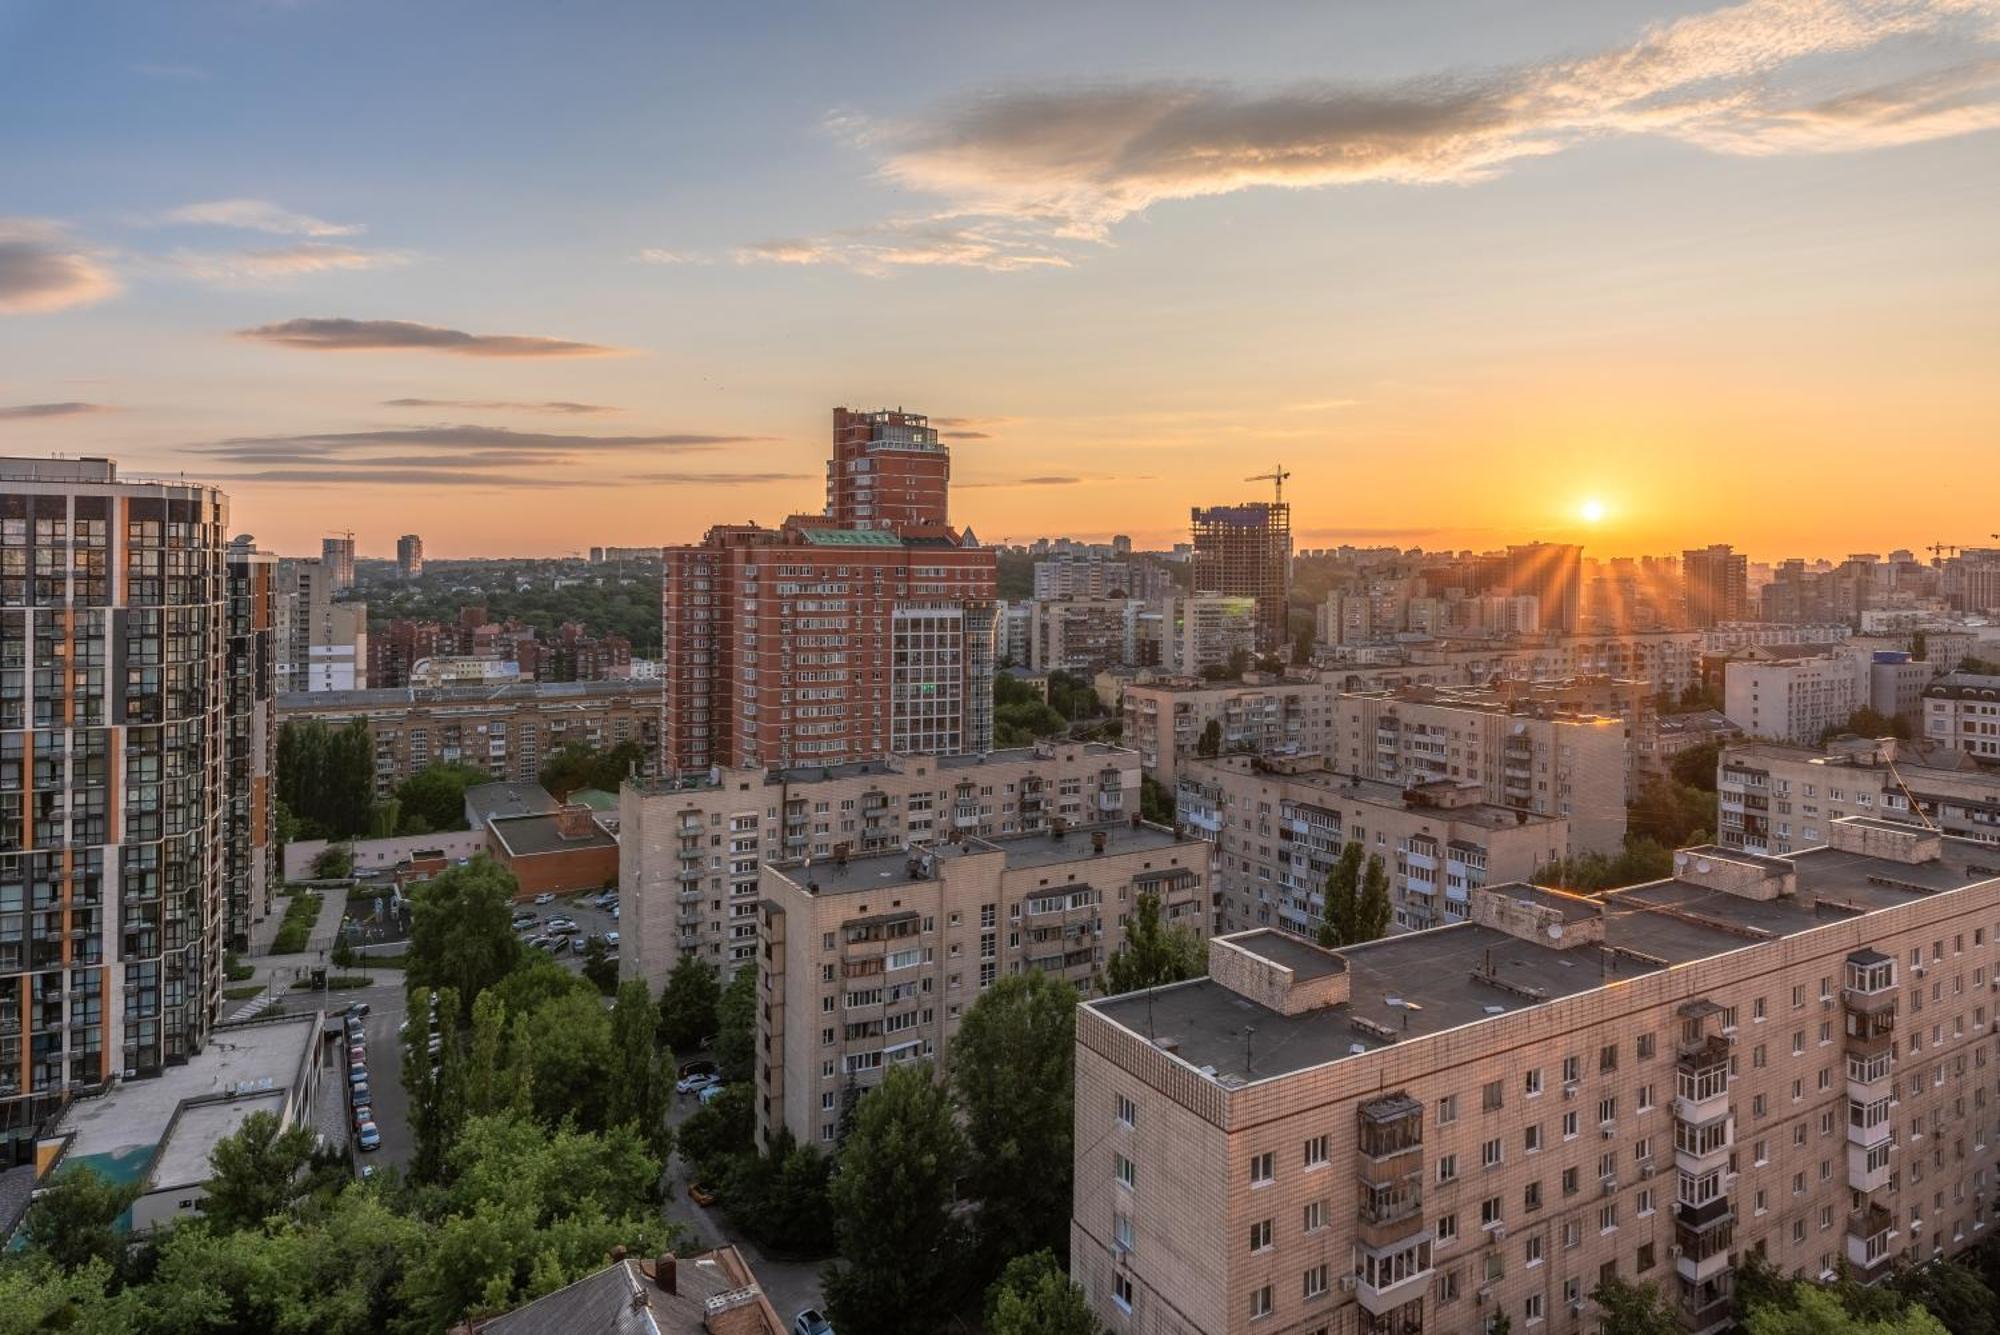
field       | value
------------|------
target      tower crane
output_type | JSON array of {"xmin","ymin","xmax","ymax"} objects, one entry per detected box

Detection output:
[{"xmin": 1246, "ymin": 464, "xmax": 1292, "ymax": 506}]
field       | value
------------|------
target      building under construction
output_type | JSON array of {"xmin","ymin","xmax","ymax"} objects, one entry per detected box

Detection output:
[{"xmin": 1190, "ymin": 500, "xmax": 1291, "ymax": 653}]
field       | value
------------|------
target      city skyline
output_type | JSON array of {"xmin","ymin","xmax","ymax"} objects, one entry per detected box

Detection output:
[{"xmin": 3, "ymin": 0, "xmax": 1997, "ymax": 558}]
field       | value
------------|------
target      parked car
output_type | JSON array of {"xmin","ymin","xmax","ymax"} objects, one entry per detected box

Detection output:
[
  {"xmin": 356, "ymin": 1122, "xmax": 381, "ymax": 1152},
  {"xmin": 350, "ymin": 1080, "xmax": 370, "ymax": 1106},
  {"xmin": 677, "ymin": 1072, "xmax": 720, "ymax": 1096},
  {"xmin": 345, "ymin": 1002, "xmax": 370, "ymax": 1019},
  {"xmin": 347, "ymin": 1046, "xmax": 366, "ymax": 1066},
  {"xmin": 352, "ymin": 1104, "xmax": 372, "ymax": 1127},
  {"xmin": 603, "ymin": 931, "xmax": 620, "ymax": 947},
  {"xmin": 610, "ymin": 906, "xmax": 619, "ymax": 920},
  {"xmin": 793, "ymin": 1310, "xmax": 834, "ymax": 1335},
  {"xmin": 697, "ymin": 1082, "xmax": 729, "ymax": 1106},
  {"xmin": 348, "ymin": 1063, "xmax": 367, "ymax": 1085},
  {"xmin": 533, "ymin": 892, "xmax": 556, "ymax": 905},
  {"xmin": 358, "ymin": 1164, "xmax": 376, "ymax": 1180},
  {"xmin": 687, "ymin": 1182, "xmax": 718, "ymax": 1207},
  {"xmin": 525, "ymin": 935, "xmax": 552, "ymax": 951}
]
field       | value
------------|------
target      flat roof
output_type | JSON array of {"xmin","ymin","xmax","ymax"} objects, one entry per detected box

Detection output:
[
  {"xmin": 491, "ymin": 811, "xmax": 619, "ymax": 857},
  {"xmin": 1227, "ymin": 929, "xmax": 1347, "ymax": 981},
  {"xmin": 279, "ymin": 679, "xmax": 657, "ymax": 711},
  {"xmin": 57, "ymin": 1013, "xmax": 320, "ymax": 1191},
  {"xmin": 767, "ymin": 741, "xmax": 1130, "ymax": 785},
  {"xmin": 775, "ymin": 820, "xmax": 1192, "ymax": 896},
  {"xmin": 467, "ymin": 781, "xmax": 561, "ymax": 823},
  {"xmin": 1190, "ymin": 760, "xmax": 1560, "ymax": 831},
  {"xmin": 1091, "ymin": 838, "xmax": 2000, "ymax": 1087}
]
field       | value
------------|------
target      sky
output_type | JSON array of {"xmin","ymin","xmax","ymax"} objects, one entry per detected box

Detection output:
[{"xmin": 2, "ymin": 0, "xmax": 1996, "ymax": 561}]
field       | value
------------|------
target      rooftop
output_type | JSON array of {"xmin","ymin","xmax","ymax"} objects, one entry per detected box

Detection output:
[
  {"xmin": 1189, "ymin": 757, "xmax": 1560, "ymax": 832},
  {"xmin": 1227, "ymin": 928, "xmax": 1347, "ymax": 981},
  {"xmin": 1091, "ymin": 836, "xmax": 2000, "ymax": 1088},
  {"xmin": 466, "ymin": 781, "xmax": 561, "ymax": 825},
  {"xmin": 774, "ymin": 820, "xmax": 1192, "ymax": 896},
  {"xmin": 279, "ymin": 679, "xmax": 659, "ymax": 711},
  {"xmin": 491, "ymin": 810, "xmax": 619, "ymax": 857},
  {"xmin": 56, "ymin": 1013, "xmax": 321, "ymax": 1192},
  {"xmin": 475, "ymin": 1248, "xmax": 781, "ymax": 1335}
]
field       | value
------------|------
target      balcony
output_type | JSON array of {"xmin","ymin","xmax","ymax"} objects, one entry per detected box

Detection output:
[
  {"xmin": 1355, "ymin": 1236, "xmax": 1432, "ymax": 1316},
  {"xmin": 1675, "ymin": 1217, "xmax": 1735, "ymax": 1285},
  {"xmin": 1676, "ymin": 1196, "xmax": 1733, "ymax": 1232},
  {"xmin": 1847, "ymin": 1141, "xmax": 1893, "ymax": 1194},
  {"xmin": 1846, "ymin": 1204, "xmax": 1896, "ymax": 1274}
]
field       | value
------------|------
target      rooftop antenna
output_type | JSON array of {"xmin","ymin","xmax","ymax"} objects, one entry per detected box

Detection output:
[
  {"xmin": 1245, "ymin": 464, "xmax": 1292, "ymax": 506},
  {"xmin": 1244, "ymin": 1024, "xmax": 1256, "ymax": 1077}
]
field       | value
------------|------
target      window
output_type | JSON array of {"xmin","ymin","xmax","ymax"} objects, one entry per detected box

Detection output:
[
  {"xmin": 1526, "ymin": 1293, "xmax": 1545, "ymax": 1324},
  {"xmin": 1525, "ymin": 1234, "xmax": 1544, "ymax": 1266},
  {"xmin": 1562, "ymin": 1055, "xmax": 1581, "ymax": 1083},
  {"xmin": 1525, "ymin": 1123, "xmax": 1542, "ymax": 1153},
  {"xmin": 1303, "ymin": 1200, "xmax": 1325, "ymax": 1233},
  {"xmin": 1114, "ymin": 1212, "xmax": 1134, "ymax": 1252},
  {"xmin": 1563, "ymin": 1112, "xmax": 1579, "ymax": 1139},
  {"xmin": 1599, "ymin": 1203, "xmax": 1618, "ymax": 1233},
  {"xmin": 1250, "ymin": 1286, "xmax": 1272, "ymax": 1320},
  {"xmin": 1304, "ymin": 1134, "xmax": 1329, "ymax": 1168},
  {"xmin": 1481, "ymin": 1196, "xmax": 1504, "ymax": 1228},
  {"xmin": 1483, "ymin": 1079, "xmax": 1504, "ymax": 1112},
  {"xmin": 1249, "ymin": 1151, "xmax": 1275, "ymax": 1186},
  {"xmin": 1436, "ymin": 1214, "xmax": 1459, "ymax": 1244},
  {"xmin": 1562, "ymin": 1166, "xmax": 1579, "ymax": 1196},
  {"xmin": 1303, "ymin": 1263, "xmax": 1329, "ymax": 1301},
  {"xmin": 1599, "ymin": 1043, "xmax": 1618, "ymax": 1073},
  {"xmin": 1437, "ymin": 1094, "xmax": 1460, "ymax": 1125},
  {"xmin": 1525, "ymin": 1180, "xmax": 1542, "ymax": 1211},
  {"xmin": 1249, "ymin": 1219, "xmax": 1273, "ymax": 1252},
  {"xmin": 1525, "ymin": 1067, "xmax": 1543, "ymax": 1097},
  {"xmin": 1114, "ymin": 1154, "xmax": 1135, "ymax": 1190},
  {"xmin": 1113, "ymin": 1274, "xmax": 1133, "ymax": 1312},
  {"xmin": 1637, "ymin": 1032, "xmax": 1656, "ymax": 1060},
  {"xmin": 1483, "ymin": 1138, "xmax": 1504, "ymax": 1169},
  {"xmin": 1115, "ymin": 1093, "xmax": 1136, "ymax": 1128}
]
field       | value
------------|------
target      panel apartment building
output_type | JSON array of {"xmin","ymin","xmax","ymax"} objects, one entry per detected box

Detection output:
[
  {"xmin": 1329, "ymin": 692, "xmax": 1629, "ymax": 856},
  {"xmin": 273, "ymin": 555, "xmax": 366, "ymax": 693},
  {"xmin": 1, "ymin": 457, "xmax": 233, "ymax": 1161},
  {"xmin": 278, "ymin": 679, "xmax": 661, "ymax": 796},
  {"xmin": 1191, "ymin": 502, "xmax": 1291, "ymax": 653},
  {"xmin": 1122, "ymin": 675, "xmax": 1333, "ymax": 784},
  {"xmin": 1723, "ymin": 653, "xmax": 1868, "ymax": 746},
  {"xmin": 1718, "ymin": 737, "xmax": 2000, "ymax": 857},
  {"xmin": 1923, "ymin": 672, "xmax": 2000, "ymax": 763},
  {"xmin": 755, "ymin": 818, "xmax": 1210, "ymax": 1148},
  {"xmin": 1177, "ymin": 754, "xmax": 1569, "ymax": 936},
  {"xmin": 661, "ymin": 407, "xmax": 998, "ymax": 774},
  {"xmin": 1074, "ymin": 820, "xmax": 2000, "ymax": 1335},
  {"xmin": 619, "ymin": 740, "xmax": 1140, "ymax": 987}
]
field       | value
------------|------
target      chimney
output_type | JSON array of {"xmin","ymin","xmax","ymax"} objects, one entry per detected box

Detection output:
[
  {"xmin": 1092, "ymin": 830, "xmax": 1106, "ymax": 854},
  {"xmin": 610, "ymin": 1245, "xmax": 628, "ymax": 1263},
  {"xmin": 555, "ymin": 804, "xmax": 595, "ymax": 840},
  {"xmin": 656, "ymin": 1252, "xmax": 677, "ymax": 1295}
]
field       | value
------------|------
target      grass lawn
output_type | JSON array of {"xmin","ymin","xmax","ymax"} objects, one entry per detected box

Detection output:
[
  {"xmin": 222, "ymin": 984, "xmax": 264, "ymax": 1001},
  {"xmin": 272, "ymin": 892, "xmax": 323, "ymax": 954}
]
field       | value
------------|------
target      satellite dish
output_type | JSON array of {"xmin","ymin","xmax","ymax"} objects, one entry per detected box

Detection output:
[
  {"xmin": 1547, "ymin": 923, "xmax": 1564, "ymax": 940},
  {"xmin": 1695, "ymin": 859, "xmax": 1713, "ymax": 874}
]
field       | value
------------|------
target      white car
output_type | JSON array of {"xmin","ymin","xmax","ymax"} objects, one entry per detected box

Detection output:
[
  {"xmin": 533, "ymin": 892, "xmax": 556, "ymax": 905},
  {"xmin": 604, "ymin": 931, "xmax": 619, "ymax": 947}
]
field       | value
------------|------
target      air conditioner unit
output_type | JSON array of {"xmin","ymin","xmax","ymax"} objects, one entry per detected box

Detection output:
[
  {"xmin": 1639, "ymin": 1157, "xmax": 1656, "ymax": 1178},
  {"xmin": 1669, "ymin": 1244, "xmax": 1684, "ymax": 1258},
  {"xmin": 1339, "ymin": 1274, "xmax": 1356, "ymax": 1292},
  {"xmin": 1601, "ymin": 1178, "xmax": 1618, "ymax": 1196},
  {"xmin": 1563, "ymin": 1084, "xmax": 1579, "ymax": 1101},
  {"xmin": 1475, "ymin": 1288, "xmax": 1490, "ymax": 1306}
]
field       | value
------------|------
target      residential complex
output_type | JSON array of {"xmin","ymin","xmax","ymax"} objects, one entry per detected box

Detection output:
[
  {"xmin": 1328, "ymin": 691, "xmax": 1629, "ymax": 855},
  {"xmin": 1503, "ymin": 542, "xmax": 1583, "ymax": 633},
  {"xmin": 1723, "ymin": 653, "xmax": 1865, "ymax": 744},
  {"xmin": 1923, "ymin": 672, "xmax": 2000, "ymax": 763},
  {"xmin": 1718, "ymin": 737, "xmax": 2000, "ymax": 856},
  {"xmin": 277, "ymin": 679, "xmax": 661, "ymax": 795},
  {"xmin": 274, "ymin": 555, "xmax": 367, "ymax": 692},
  {"xmin": 1176, "ymin": 753, "xmax": 1570, "ymax": 935},
  {"xmin": 396, "ymin": 532, "xmax": 423, "ymax": 579},
  {"xmin": 1, "ymin": 457, "xmax": 233, "ymax": 1161},
  {"xmin": 1681, "ymin": 545, "xmax": 1749, "ymax": 628},
  {"xmin": 223, "ymin": 537, "xmax": 278, "ymax": 953},
  {"xmin": 1122, "ymin": 675, "xmax": 1331, "ymax": 783},
  {"xmin": 1191, "ymin": 502, "xmax": 1291, "ymax": 653},
  {"xmin": 755, "ymin": 817, "xmax": 1209, "ymax": 1147},
  {"xmin": 320, "ymin": 530, "xmax": 355, "ymax": 591},
  {"xmin": 661, "ymin": 408, "xmax": 998, "ymax": 773},
  {"xmin": 619, "ymin": 740, "xmax": 1140, "ymax": 987},
  {"xmin": 1073, "ymin": 819, "xmax": 2000, "ymax": 1335}
]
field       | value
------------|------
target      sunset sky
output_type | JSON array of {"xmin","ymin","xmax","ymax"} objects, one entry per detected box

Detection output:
[{"xmin": 3, "ymin": 0, "xmax": 1996, "ymax": 560}]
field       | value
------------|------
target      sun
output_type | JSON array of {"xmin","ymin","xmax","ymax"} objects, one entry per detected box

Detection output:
[{"xmin": 1578, "ymin": 497, "xmax": 1607, "ymax": 524}]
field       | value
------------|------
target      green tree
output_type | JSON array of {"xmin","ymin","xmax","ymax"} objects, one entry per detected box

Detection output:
[
  {"xmin": 1291, "ymin": 626, "xmax": 1314, "ymax": 666},
  {"xmin": 609, "ymin": 979, "xmax": 675, "ymax": 1163},
  {"xmin": 714, "ymin": 964, "xmax": 758, "ymax": 1085},
  {"xmin": 1668, "ymin": 739, "xmax": 1725, "ymax": 792},
  {"xmin": 0, "ymin": 1259, "xmax": 134, "ymax": 1333},
  {"xmin": 312, "ymin": 844, "xmax": 354, "ymax": 879},
  {"xmin": 1733, "ymin": 1249, "xmax": 1798, "ymax": 1314},
  {"xmin": 726, "ymin": 1131, "xmax": 834, "ymax": 1255},
  {"xmin": 21, "ymin": 1166, "xmax": 141, "ymax": 1274},
  {"xmin": 677, "ymin": 1082, "xmax": 754, "ymax": 1186},
  {"xmin": 461, "ymin": 989, "xmax": 530, "ymax": 1119},
  {"xmin": 984, "ymin": 1250, "xmax": 1103, "ymax": 1335},
  {"xmin": 821, "ymin": 1062, "xmax": 970, "ymax": 1335},
  {"xmin": 1355, "ymin": 853, "xmax": 1392, "ymax": 943},
  {"xmin": 404, "ymin": 985, "xmax": 467, "ymax": 1185},
  {"xmin": 657, "ymin": 954, "xmax": 721, "ymax": 1054},
  {"xmin": 1103, "ymin": 891, "xmax": 1204, "ymax": 995},
  {"xmin": 512, "ymin": 988, "xmax": 617, "ymax": 1133},
  {"xmin": 1592, "ymin": 1276, "xmax": 1684, "ymax": 1335},
  {"xmin": 276, "ymin": 718, "xmax": 375, "ymax": 839},
  {"xmin": 1891, "ymin": 1258, "xmax": 1999, "ymax": 1335},
  {"xmin": 1139, "ymin": 774, "xmax": 1175, "ymax": 825},
  {"xmin": 393, "ymin": 761, "xmax": 491, "ymax": 834},
  {"xmin": 406, "ymin": 857, "xmax": 522, "ymax": 1023},
  {"xmin": 1317, "ymin": 842, "xmax": 1365, "ymax": 948},
  {"xmin": 952, "ymin": 972, "xmax": 1077, "ymax": 1265},
  {"xmin": 537, "ymin": 740, "xmax": 646, "ymax": 801},
  {"xmin": 1912, "ymin": 630, "xmax": 1929, "ymax": 662},
  {"xmin": 201, "ymin": 1109, "xmax": 321, "ymax": 1232},
  {"xmin": 1627, "ymin": 774, "xmax": 1716, "ymax": 848},
  {"xmin": 580, "ymin": 937, "xmax": 619, "ymax": 995},
  {"xmin": 1744, "ymin": 1285, "xmax": 1947, "ymax": 1335},
  {"xmin": 1195, "ymin": 719, "xmax": 1222, "ymax": 758}
]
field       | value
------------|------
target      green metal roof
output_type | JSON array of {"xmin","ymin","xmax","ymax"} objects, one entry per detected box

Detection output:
[{"xmin": 799, "ymin": 528, "xmax": 905, "ymax": 547}]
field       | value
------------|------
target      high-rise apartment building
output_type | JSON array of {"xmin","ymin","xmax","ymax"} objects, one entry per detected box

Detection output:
[
  {"xmin": 756, "ymin": 817, "xmax": 1208, "ymax": 1148},
  {"xmin": 1163, "ymin": 595, "xmax": 1263, "ymax": 675},
  {"xmin": 1681, "ymin": 544, "xmax": 1748, "ymax": 628},
  {"xmin": 1073, "ymin": 820, "xmax": 2000, "ymax": 1335},
  {"xmin": 1723, "ymin": 653, "xmax": 1865, "ymax": 745},
  {"xmin": 396, "ymin": 533, "xmax": 423, "ymax": 580},
  {"xmin": 1178, "ymin": 753, "xmax": 1569, "ymax": 934},
  {"xmin": 1, "ymin": 457, "xmax": 231, "ymax": 1160},
  {"xmin": 1329, "ymin": 691, "xmax": 1628, "ymax": 854},
  {"xmin": 1503, "ymin": 542, "xmax": 1582, "ymax": 633},
  {"xmin": 827, "ymin": 407, "xmax": 951, "ymax": 533},
  {"xmin": 274, "ymin": 557, "xmax": 367, "ymax": 692},
  {"xmin": 320, "ymin": 531, "xmax": 355, "ymax": 591},
  {"xmin": 1191, "ymin": 503, "xmax": 1291, "ymax": 652},
  {"xmin": 224, "ymin": 537, "xmax": 278, "ymax": 953},
  {"xmin": 661, "ymin": 408, "xmax": 997, "ymax": 774},
  {"xmin": 619, "ymin": 740, "xmax": 1141, "ymax": 985}
]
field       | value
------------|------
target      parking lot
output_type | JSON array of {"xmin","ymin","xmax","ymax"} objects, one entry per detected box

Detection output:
[{"xmin": 513, "ymin": 889, "xmax": 624, "ymax": 970}]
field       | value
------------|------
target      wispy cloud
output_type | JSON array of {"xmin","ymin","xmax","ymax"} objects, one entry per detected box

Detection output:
[
  {"xmin": 638, "ymin": 248, "xmax": 702, "ymax": 265},
  {"xmin": 0, "ymin": 219, "xmax": 119, "ymax": 315},
  {"xmin": 0, "ymin": 401, "xmax": 106, "ymax": 420},
  {"xmin": 204, "ymin": 468, "xmax": 596, "ymax": 489},
  {"xmin": 189, "ymin": 425, "xmax": 766, "ymax": 460},
  {"xmin": 161, "ymin": 198, "xmax": 362, "ymax": 237},
  {"xmin": 163, "ymin": 243, "xmax": 408, "ymax": 282},
  {"xmin": 791, "ymin": 0, "xmax": 2000, "ymax": 269},
  {"xmin": 236, "ymin": 318, "xmax": 623, "ymax": 358},
  {"xmin": 627, "ymin": 471, "xmax": 813, "ymax": 485},
  {"xmin": 933, "ymin": 415, "xmax": 1016, "ymax": 428},
  {"xmin": 941, "ymin": 430, "xmax": 991, "ymax": 439},
  {"xmin": 383, "ymin": 398, "xmax": 620, "ymax": 415},
  {"xmin": 1285, "ymin": 398, "xmax": 1361, "ymax": 412},
  {"xmin": 957, "ymin": 475, "xmax": 1087, "ymax": 488}
]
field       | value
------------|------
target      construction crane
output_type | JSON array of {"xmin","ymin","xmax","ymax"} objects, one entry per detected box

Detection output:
[
  {"xmin": 1246, "ymin": 464, "xmax": 1292, "ymax": 506},
  {"xmin": 1928, "ymin": 541, "xmax": 1960, "ymax": 568}
]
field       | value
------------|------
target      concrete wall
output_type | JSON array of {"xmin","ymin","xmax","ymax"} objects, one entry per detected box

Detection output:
[{"xmin": 282, "ymin": 830, "xmax": 486, "ymax": 881}]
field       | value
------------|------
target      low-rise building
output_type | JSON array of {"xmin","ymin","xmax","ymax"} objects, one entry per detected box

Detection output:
[
  {"xmin": 279, "ymin": 680, "xmax": 661, "ymax": 796},
  {"xmin": 1724, "ymin": 652, "xmax": 1866, "ymax": 744},
  {"xmin": 1121, "ymin": 675, "xmax": 1332, "ymax": 784},
  {"xmin": 1718, "ymin": 737, "xmax": 2000, "ymax": 856},
  {"xmin": 1646, "ymin": 709, "xmax": 1743, "ymax": 779},
  {"xmin": 619, "ymin": 741, "xmax": 1141, "ymax": 989},
  {"xmin": 1178, "ymin": 754, "xmax": 1569, "ymax": 934},
  {"xmin": 1073, "ymin": 821, "xmax": 2000, "ymax": 1335},
  {"xmin": 464, "ymin": 1246, "xmax": 782, "ymax": 1334},
  {"xmin": 45, "ymin": 1012, "xmax": 326, "ymax": 1232},
  {"xmin": 1923, "ymin": 672, "xmax": 2000, "ymax": 764},
  {"xmin": 756, "ymin": 819, "xmax": 1209, "ymax": 1148},
  {"xmin": 488, "ymin": 805, "xmax": 620, "ymax": 901}
]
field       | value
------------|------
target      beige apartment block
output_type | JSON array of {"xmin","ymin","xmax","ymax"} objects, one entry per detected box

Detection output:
[
  {"xmin": 1923, "ymin": 673, "xmax": 2000, "ymax": 764},
  {"xmin": 1176, "ymin": 755, "xmax": 1569, "ymax": 936},
  {"xmin": 1074, "ymin": 819, "xmax": 2000, "ymax": 1335},
  {"xmin": 1317, "ymin": 632, "xmax": 1705, "ymax": 701},
  {"xmin": 1330, "ymin": 693, "xmax": 1628, "ymax": 856},
  {"xmin": 1719, "ymin": 737, "xmax": 2000, "ymax": 857},
  {"xmin": 754, "ymin": 819, "xmax": 1209, "ymax": 1147},
  {"xmin": 1122, "ymin": 676, "xmax": 1333, "ymax": 785},
  {"xmin": 619, "ymin": 741, "xmax": 1141, "ymax": 989}
]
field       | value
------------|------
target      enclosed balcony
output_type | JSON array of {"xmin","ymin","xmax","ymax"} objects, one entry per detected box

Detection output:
[
  {"xmin": 1846, "ymin": 1047, "xmax": 1895, "ymax": 1102},
  {"xmin": 1358, "ymin": 1092, "xmax": 1424, "ymax": 1162},
  {"xmin": 1355, "ymin": 1234, "xmax": 1432, "ymax": 1316},
  {"xmin": 1675, "ymin": 1216, "xmax": 1735, "ymax": 1285},
  {"xmin": 1847, "ymin": 1095, "xmax": 1893, "ymax": 1149},
  {"xmin": 1846, "ymin": 1203, "xmax": 1895, "ymax": 1275},
  {"xmin": 1678, "ymin": 1273, "xmax": 1735, "ymax": 1335},
  {"xmin": 1359, "ymin": 1299, "xmax": 1424, "ymax": 1335},
  {"xmin": 1847, "ymin": 1138, "xmax": 1894, "ymax": 1194},
  {"xmin": 1674, "ymin": 1036, "xmax": 1731, "ymax": 1125},
  {"xmin": 1673, "ymin": 1114, "xmax": 1734, "ymax": 1174}
]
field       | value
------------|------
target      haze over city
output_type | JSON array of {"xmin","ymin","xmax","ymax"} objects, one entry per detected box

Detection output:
[{"xmin": 5, "ymin": 0, "xmax": 1998, "ymax": 559}]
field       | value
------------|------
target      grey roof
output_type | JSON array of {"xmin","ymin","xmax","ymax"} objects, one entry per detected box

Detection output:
[
  {"xmin": 491, "ymin": 811, "xmax": 618, "ymax": 857},
  {"xmin": 467, "ymin": 782, "xmax": 560, "ymax": 824},
  {"xmin": 1228, "ymin": 929, "xmax": 1347, "ymax": 981},
  {"xmin": 478, "ymin": 1253, "xmax": 779, "ymax": 1334},
  {"xmin": 1093, "ymin": 837, "xmax": 2000, "ymax": 1087},
  {"xmin": 280, "ymin": 679, "xmax": 658, "ymax": 711},
  {"xmin": 777, "ymin": 820, "xmax": 1195, "ymax": 896}
]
